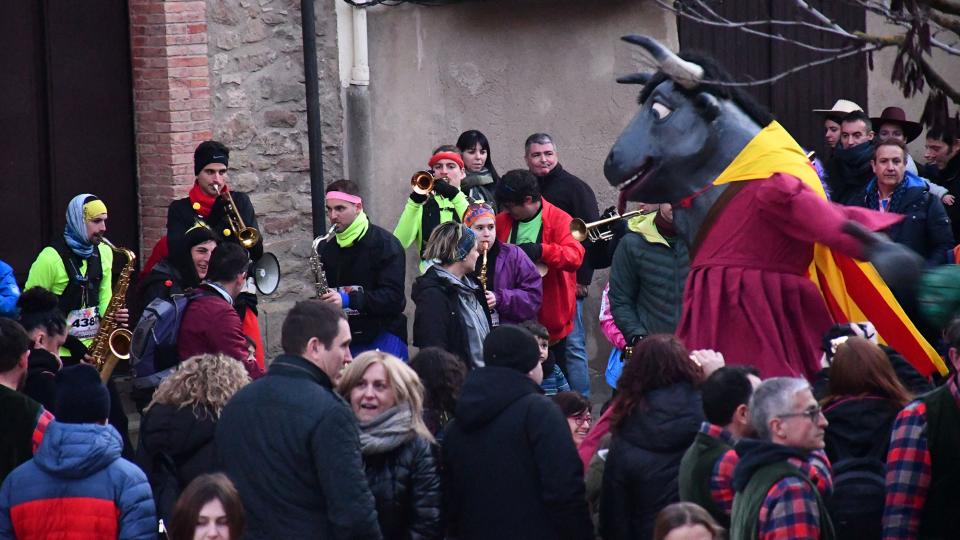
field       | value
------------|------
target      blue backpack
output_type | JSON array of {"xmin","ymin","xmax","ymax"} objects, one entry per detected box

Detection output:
[{"xmin": 130, "ymin": 293, "xmax": 192, "ymax": 390}]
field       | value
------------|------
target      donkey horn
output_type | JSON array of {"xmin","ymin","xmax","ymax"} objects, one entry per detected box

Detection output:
[
  {"xmin": 621, "ymin": 34, "xmax": 703, "ymax": 89},
  {"xmin": 616, "ymin": 73, "xmax": 654, "ymax": 85}
]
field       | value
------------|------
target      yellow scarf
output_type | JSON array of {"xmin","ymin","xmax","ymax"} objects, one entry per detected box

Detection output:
[{"xmin": 707, "ymin": 122, "xmax": 944, "ymax": 375}]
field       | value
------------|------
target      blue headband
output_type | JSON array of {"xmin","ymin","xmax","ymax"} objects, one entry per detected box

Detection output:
[{"xmin": 455, "ymin": 226, "xmax": 477, "ymax": 262}]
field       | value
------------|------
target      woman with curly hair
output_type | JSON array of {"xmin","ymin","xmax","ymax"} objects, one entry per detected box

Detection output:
[
  {"xmin": 410, "ymin": 347, "xmax": 467, "ymax": 439},
  {"xmin": 168, "ymin": 473, "xmax": 246, "ymax": 540},
  {"xmin": 137, "ymin": 354, "xmax": 251, "ymax": 526},
  {"xmin": 337, "ymin": 351, "xmax": 442, "ymax": 539},
  {"xmin": 599, "ymin": 335, "xmax": 706, "ymax": 540}
]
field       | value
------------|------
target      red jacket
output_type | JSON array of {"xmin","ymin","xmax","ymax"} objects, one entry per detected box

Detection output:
[
  {"xmin": 496, "ymin": 200, "xmax": 584, "ymax": 341},
  {"xmin": 177, "ymin": 285, "xmax": 263, "ymax": 379}
]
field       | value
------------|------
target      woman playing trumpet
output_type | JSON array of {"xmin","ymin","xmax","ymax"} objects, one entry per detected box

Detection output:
[
  {"xmin": 464, "ymin": 203, "xmax": 542, "ymax": 327},
  {"xmin": 394, "ymin": 145, "xmax": 471, "ymax": 273}
]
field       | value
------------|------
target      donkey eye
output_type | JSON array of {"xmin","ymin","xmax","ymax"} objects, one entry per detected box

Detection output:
[{"xmin": 651, "ymin": 102, "xmax": 673, "ymax": 120}]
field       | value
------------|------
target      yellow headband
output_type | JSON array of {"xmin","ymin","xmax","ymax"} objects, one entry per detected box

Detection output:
[{"xmin": 83, "ymin": 199, "xmax": 108, "ymax": 222}]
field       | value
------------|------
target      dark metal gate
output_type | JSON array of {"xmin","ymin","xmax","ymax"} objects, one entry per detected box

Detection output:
[
  {"xmin": 0, "ymin": 0, "xmax": 138, "ymax": 283},
  {"xmin": 678, "ymin": 1, "xmax": 868, "ymax": 158}
]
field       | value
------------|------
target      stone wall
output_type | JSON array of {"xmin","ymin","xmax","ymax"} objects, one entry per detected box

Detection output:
[{"xmin": 205, "ymin": 0, "xmax": 345, "ymax": 356}]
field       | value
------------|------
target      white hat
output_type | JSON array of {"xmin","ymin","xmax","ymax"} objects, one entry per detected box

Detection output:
[{"xmin": 812, "ymin": 99, "xmax": 863, "ymax": 115}]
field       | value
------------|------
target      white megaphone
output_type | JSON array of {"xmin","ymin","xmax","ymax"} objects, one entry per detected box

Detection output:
[{"xmin": 251, "ymin": 252, "xmax": 281, "ymax": 295}]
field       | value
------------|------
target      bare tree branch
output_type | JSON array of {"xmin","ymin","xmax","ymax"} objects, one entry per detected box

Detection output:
[
  {"xmin": 697, "ymin": 45, "xmax": 884, "ymax": 87},
  {"xmin": 792, "ymin": 0, "xmax": 855, "ymax": 36},
  {"xmin": 929, "ymin": 0, "xmax": 960, "ymax": 17},
  {"xmin": 921, "ymin": 57, "xmax": 960, "ymax": 103}
]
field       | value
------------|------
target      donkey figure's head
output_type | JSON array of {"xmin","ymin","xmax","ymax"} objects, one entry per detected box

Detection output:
[{"xmin": 604, "ymin": 36, "xmax": 774, "ymax": 205}]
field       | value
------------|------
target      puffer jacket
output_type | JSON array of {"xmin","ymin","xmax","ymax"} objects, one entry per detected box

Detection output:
[
  {"xmin": 0, "ymin": 421, "xmax": 156, "ymax": 540},
  {"xmin": 600, "ymin": 382, "xmax": 704, "ymax": 540},
  {"xmin": 364, "ymin": 436, "xmax": 441, "ymax": 540},
  {"xmin": 609, "ymin": 213, "xmax": 689, "ymax": 342}
]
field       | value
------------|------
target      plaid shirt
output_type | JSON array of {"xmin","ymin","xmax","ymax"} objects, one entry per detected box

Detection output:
[
  {"xmin": 757, "ymin": 450, "xmax": 832, "ymax": 540},
  {"xmin": 30, "ymin": 409, "xmax": 53, "ymax": 453},
  {"xmin": 701, "ymin": 422, "xmax": 738, "ymax": 517},
  {"xmin": 882, "ymin": 376, "xmax": 960, "ymax": 540}
]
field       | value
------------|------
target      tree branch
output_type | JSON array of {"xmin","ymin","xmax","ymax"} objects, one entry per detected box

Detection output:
[
  {"xmin": 793, "ymin": 0, "xmax": 855, "ymax": 36},
  {"xmin": 698, "ymin": 44, "xmax": 884, "ymax": 87},
  {"xmin": 921, "ymin": 57, "xmax": 960, "ymax": 104},
  {"xmin": 929, "ymin": 0, "xmax": 960, "ymax": 17}
]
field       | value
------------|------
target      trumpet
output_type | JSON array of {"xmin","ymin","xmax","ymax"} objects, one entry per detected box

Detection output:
[
  {"xmin": 411, "ymin": 171, "xmax": 437, "ymax": 196},
  {"xmin": 570, "ymin": 210, "xmax": 645, "ymax": 242},
  {"xmin": 215, "ymin": 185, "xmax": 261, "ymax": 249}
]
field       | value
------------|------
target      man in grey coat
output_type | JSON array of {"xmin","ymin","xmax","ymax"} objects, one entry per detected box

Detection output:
[{"xmin": 216, "ymin": 301, "xmax": 381, "ymax": 539}]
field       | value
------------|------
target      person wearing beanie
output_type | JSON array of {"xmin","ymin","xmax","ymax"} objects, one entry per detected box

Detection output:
[
  {"xmin": 412, "ymin": 221, "xmax": 492, "ymax": 369},
  {"xmin": 317, "ymin": 180, "xmax": 409, "ymax": 359},
  {"xmin": 0, "ymin": 364, "xmax": 156, "ymax": 539},
  {"xmin": 464, "ymin": 202, "xmax": 542, "ymax": 327},
  {"xmin": 394, "ymin": 144, "xmax": 472, "ymax": 273},
  {"xmin": 442, "ymin": 325, "xmax": 594, "ymax": 540}
]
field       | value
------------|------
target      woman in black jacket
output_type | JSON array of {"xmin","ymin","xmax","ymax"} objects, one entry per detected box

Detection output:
[
  {"xmin": 137, "ymin": 353, "xmax": 251, "ymax": 525},
  {"xmin": 18, "ymin": 287, "xmax": 67, "ymax": 411},
  {"xmin": 412, "ymin": 222, "xmax": 491, "ymax": 369},
  {"xmin": 338, "ymin": 351, "xmax": 442, "ymax": 540},
  {"xmin": 600, "ymin": 335, "xmax": 705, "ymax": 540}
]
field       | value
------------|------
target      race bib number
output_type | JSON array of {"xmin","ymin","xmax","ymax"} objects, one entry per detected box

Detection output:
[{"xmin": 66, "ymin": 306, "xmax": 100, "ymax": 340}]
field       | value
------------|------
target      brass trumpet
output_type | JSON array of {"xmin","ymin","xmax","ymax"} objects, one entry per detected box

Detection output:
[
  {"xmin": 215, "ymin": 185, "xmax": 261, "ymax": 249},
  {"xmin": 570, "ymin": 210, "xmax": 645, "ymax": 242},
  {"xmin": 411, "ymin": 171, "xmax": 437, "ymax": 196}
]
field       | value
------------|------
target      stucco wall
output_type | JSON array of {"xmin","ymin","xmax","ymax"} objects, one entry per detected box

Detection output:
[
  {"xmin": 866, "ymin": 11, "xmax": 959, "ymax": 158},
  {"xmin": 358, "ymin": 0, "xmax": 677, "ymax": 398}
]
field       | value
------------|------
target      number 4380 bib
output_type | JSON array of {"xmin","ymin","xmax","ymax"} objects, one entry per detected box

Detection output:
[{"xmin": 66, "ymin": 306, "xmax": 101, "ymax": 340}]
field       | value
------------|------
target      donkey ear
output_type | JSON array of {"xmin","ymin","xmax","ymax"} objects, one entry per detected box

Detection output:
[
  {"xmin": 616, "ymin": 73, "xmax": 654, "ymax": 85},
  {"xmin": 695, "ymin": 93, "xmax": 721, "ymax": 122}
]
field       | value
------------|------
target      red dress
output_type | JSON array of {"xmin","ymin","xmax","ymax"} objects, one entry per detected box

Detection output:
[{"xmin": 677, "ymin": 174, "xmax": 901, "ymax": 379}]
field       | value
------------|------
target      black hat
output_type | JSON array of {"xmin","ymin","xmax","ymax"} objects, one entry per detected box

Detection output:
[
  {"xmin": 55, "ymin": 364, "xmax": 110, "ymax": 424},
  {"xmin": 194, "ymin": 141, "xmax": 229, "ymax": 176},
  {"xmin": 483, "ymin": 325, "xmax": 541, "ymax": 373}
]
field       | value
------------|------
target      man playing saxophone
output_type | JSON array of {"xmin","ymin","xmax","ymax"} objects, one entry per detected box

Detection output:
[
  {"xmin": 25, "ymin": 193, "xmax": 134, "ymax": 457},
  {"xmin": 318, "ymin": 180, "xmax": 408, "ymax": 359}
]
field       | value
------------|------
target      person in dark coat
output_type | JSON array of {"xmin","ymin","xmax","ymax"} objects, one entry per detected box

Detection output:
[
  {"xmin": 215, "ymin": 301, "xmax": 381, "ymax": 540},
  {"xmin": 338, "ymin": 351, "xmax": 441, "ymax": 540},
  {"xmin": 412, "ymin": 222, "xmax": 491, "ymax": 369},
  {"xmin": 410, "ymin": 347, "xmax": 466, "ymax": 440},
  {"xmin": 923, "ymin": 122, "xmax": 960, "ymax": 241},
  {"xmin": 17, "ymin": 287, "xmax": 67, "ymax": 412},
  {"xmin": 442, "ymin": 325, "xmax": 594, "ymax": 540},
  {"xmin": 320, "ymin": 180, "xmax": 408, "ymax": 359},
  {"xmin": 600, "ymin": 335, "xmax": 706, "ymax": 540},
  {"xmin": 848, "ymin": 140, "xmax": 955, "ymax": 266},
  {"xmin": 137, "ymin": 353, "xmax": 250, "ymax": 525},
  {"xmin": 826, "ymin": 111, "xmax": 877, "ymax": 205}
]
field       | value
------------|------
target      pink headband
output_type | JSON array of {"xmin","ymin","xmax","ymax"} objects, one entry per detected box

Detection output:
[
  {"xmin": 326, "ymin": 191, "xmax": 362, "ymax": 205},
  {"xmin": 428, "ymin": 151, "xmax": 464, "ymax": 169}
]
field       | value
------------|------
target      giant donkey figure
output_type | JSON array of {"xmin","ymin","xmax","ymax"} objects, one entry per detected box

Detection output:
[{"xmin": 603, "ymin": 36, "xmax": 943, "ymax": 379}]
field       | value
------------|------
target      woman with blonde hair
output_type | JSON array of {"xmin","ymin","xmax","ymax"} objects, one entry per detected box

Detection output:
[
  {"xmin": 137, "ymin": 354, "xmax": 251, "ymax": 526},
  {"xmin": 337, "ymin": 351, "xmax": 441, "ymax": 539}
]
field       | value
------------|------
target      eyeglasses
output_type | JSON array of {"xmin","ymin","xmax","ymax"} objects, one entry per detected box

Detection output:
[
  {"xmin": 570, "ymin": 412, "xmax": 592, "ymax": 427},
  {"xmin": 777, "ymin": 406, "xmax": 823, "ymax": 423}
]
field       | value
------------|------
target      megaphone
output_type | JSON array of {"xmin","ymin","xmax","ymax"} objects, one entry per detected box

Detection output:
[{"xmin": 251, "ymin": 252, "xmax": 281, "ymax": 295}]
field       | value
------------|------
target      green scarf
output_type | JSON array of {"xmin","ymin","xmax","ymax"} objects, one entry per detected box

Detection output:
[{"xmin": 336, "ymin": 211, "xmax": 370, "ymax": 247}]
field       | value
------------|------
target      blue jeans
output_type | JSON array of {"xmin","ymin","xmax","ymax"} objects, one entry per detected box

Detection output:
[{"xmin": 564, "ymin": 298, "xmax": 590, "ymax": 397}]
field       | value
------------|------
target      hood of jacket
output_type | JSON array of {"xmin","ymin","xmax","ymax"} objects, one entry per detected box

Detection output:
[
  {"xmin": 823, "ymin": 395, "xmax": 900, "ymax": 460},
  {"xmin": 731, "ymin": 438, "xmax": 807, "ymax": 492},
  {"xmin": 34, "ymin": 421, "xmax": 122, "ymax": 479},
  {"xmin": 617, "ymin": 382, "xmax": 702, "ymax": 453},
  {"xmin": 864, "ymin": 169, "xmax": 926, "ymax": 196},
  {"xmin": 141, "ymin": 403, "xmax": 217, "ymax": 460},
  {"xmin": 454, "ymin": 367, "xmax": 541, "ymax": 431}
]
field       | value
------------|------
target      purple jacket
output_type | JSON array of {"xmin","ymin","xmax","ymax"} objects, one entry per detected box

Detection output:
[{"xmin": 492, "ymin": 241, "xmax": 543, "ymax": 326}]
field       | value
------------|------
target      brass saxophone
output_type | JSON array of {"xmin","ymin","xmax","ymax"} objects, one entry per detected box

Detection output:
[
  {"xmin": 478, "ymin": 241, "xmax": 499, "ymax": 326},
  {"xmin": 310, "ymin": 225, "xmax": 339, "ymax": 297},
  {"xmin": 88, "ymin": 238, "xmax": 136, "ymax": 383}
]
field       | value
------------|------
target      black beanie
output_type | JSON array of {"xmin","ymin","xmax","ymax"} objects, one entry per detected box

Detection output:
[
  {"xmin": 194, "ymin": 141, "xmax": 229, "ymax": 176},
  {"xmin": 55, "ymin": 364, "xmax": 110, "ymax": 424},
  {"xmin": 483, "ymin": 325, "xmax": 541, "ymax": 373}
]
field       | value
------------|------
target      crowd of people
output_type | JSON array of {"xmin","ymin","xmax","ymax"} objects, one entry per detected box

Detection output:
[{"xmin": 0, "ymin": 105, "xmax": 957, "ymax": 540}]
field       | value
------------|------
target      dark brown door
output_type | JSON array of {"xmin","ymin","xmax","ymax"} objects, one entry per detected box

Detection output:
[
  {"xmin": 678, "ymin": 1, "xmax": 867, "ymax": 159},
  {"xmin": 0, "ymin": 0, "xmax": 138, "ymax": 284}
]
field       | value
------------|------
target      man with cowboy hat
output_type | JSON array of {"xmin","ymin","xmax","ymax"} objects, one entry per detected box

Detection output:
[
  {"xmin": 872, "ymin": 106, "xmax": 925, "ymax": 175},
  {"xmin": 812, "ymin": 99, "xmax": 863, "ymax": 152}
]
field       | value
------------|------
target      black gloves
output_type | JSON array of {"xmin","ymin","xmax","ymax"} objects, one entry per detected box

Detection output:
[
  {"xmin": 409, "ymin": 191, "xmax": 428, "ymax": 204},
  {"xmin": 518, "ymin": 242, "xmax": 542, "ymax": 262},
  {"xmin": 432, "ymin": 179, "xmax": 461, "ymax": 200}
]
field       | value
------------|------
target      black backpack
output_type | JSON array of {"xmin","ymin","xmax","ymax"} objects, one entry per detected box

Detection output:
[
  {"xmin": 825, "ymin": 456, "xmax": 885, "ymax": 540},
  {"xmin": 130, "ymin": 292, "xmax": 194, "ymax": 390}
]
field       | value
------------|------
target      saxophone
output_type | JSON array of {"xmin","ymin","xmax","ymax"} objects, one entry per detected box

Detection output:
[
  {"xmin": 88, "ymin": 238, "xmax": 136, "ymax": 383},
  {"xmin": 478, "ymin": 241, "xmax": 499, "ymax": 326},
  {"xmin": 310, "ymin": 225, "xmax": 339, "ymax": 297}
]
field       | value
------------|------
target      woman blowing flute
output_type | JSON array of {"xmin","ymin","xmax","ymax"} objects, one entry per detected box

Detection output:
[{"xmin": 463, "ymin": 203, "xmax": 542, "ymax": 327}]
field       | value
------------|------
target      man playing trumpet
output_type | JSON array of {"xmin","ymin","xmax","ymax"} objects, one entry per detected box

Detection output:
[{"xmin": 318, "ymin": 180, "xmax": 408, "ymax": 359}]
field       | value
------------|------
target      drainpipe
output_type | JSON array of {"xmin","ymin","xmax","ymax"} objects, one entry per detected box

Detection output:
[
  {"xmin": 301, "ymin": 0, "xmax": 326, "ymax": 237},
  {"xmin": 343, "ymin": 2, "xmax": 373, "ymax": 204}
]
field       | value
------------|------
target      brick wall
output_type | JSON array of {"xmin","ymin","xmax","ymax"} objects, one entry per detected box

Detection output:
[{"xmin": 129, "ymin": 0, "xmax": 213, "ymax": 255}]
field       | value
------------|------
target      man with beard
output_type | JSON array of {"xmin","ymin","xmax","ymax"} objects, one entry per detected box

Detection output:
[
  {"xmin": 827, "ymin": 111, "xmax": 876, "ymax": 204},
  {"xmin": 0, "ymin": 318, "xmax": 53, "ymax": 484}
]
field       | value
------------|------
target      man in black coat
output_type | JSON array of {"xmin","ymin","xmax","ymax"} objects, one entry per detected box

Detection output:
[
  {"xmin": 443, "ymin": 325, "xmax": 593, "ymax": 540},
  {"xmin": 319, "ymin": 180, "xmax": 407, "ymax": 358},
  {"xmin": 215, "ymin": 301, "xmax": 381, "ymax": 540}
]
